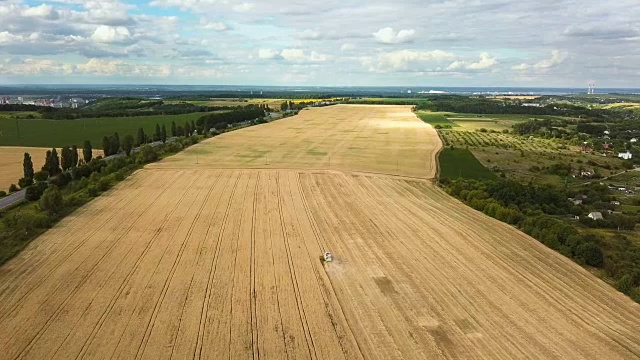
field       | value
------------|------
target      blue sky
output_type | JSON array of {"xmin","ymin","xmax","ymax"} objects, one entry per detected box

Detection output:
[{"xmin": 1, "ymin": 0, "xmax": 639, "ymax": 87}]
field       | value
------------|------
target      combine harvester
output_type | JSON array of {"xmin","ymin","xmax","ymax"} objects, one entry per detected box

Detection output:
[{"xmin": 323, "ymin": 251, "xmax": 333, "ymax": 262}]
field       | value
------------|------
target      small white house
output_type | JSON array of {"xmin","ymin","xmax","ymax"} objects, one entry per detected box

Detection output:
[
  {"xmin": 588, "ymin": 212, "xmax": 603, "ymax": 220},
  {"xmin": 631, "ymin": 138, "xmax": 638, "ymax": 143},
  {"xmin": 611, "ymin": 201, "xmax": 621, "ymax": 206},
  {"xmin": 618, "ymin": 151, "xmax": 633, "ymax": 160}
]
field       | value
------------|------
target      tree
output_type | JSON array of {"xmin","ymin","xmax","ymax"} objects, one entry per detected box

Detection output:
[
  {"xmin": 136, "ymin": 127, "xmax": 146, "ymax": 146},
  {"xmin": 122, "ymin": 134, "xmax": 135, "ymax": 156},
  {"xmin": 71, "ymin": 145, "xmax": 78, "ymax": 167},
  {"xmin": 191, "ymin": 120, "xmax": 196, "ymax": 135},
  {"xmin": 18, "ymin": 177, "xmax": 33, "ymax": 188},
  {"xmin": 34, "ymin": 170, "xmax": 49, "ymax": 182},
  {"xmin": 110, "ymin": 132, "xmax": 120, "ymax": 155},
  {"xmin": 39, "ymin": 184, "xmax": 63, "ymax": 214},
  {"xmin": 102, "ymin": 136, "xmax": 111, "ymax": 156},
  {"xmin": 185, "ymin": 122, "xmax": 192, "ymax": 137},
  {"xmin": 171, "ymin": 121, "xmax": 177, "ymax": 137},
  {"xmin": 154, "ymin": 123, "xmax": 161, "ymax": 141},
  {"xmin": 83, "ymin": 140, "xmax": 93, "ymax": 163},
  {"xmin": 49, "ymin": 148, "xmax": 61, "ymax": 175},
  {"xmin": 23, "ymin": 152, "xmax": 34, "ymax": 180},
  {"xmin": 161, "ymin": 124, "xmax": 167, "ymax": 143},
  {"xmin": 61, "ymin": 146, "xmax": 72, "ymax": 171},
  {"xmin": 138, "ymin": 145, "xmax": 158, "ymax": 163},
  {"xmin": 576, "ymin": 242, "xmax": 604, "ymax": 267}
]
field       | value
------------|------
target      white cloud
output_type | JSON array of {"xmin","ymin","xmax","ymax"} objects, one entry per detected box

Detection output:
[
  {"xmin": 232, "ymin": 3, "xmax": 255, "ymax": 12},
  {"xmin": 512, "ymin": 63, "xmax": 530, "ymax": 71},
  {"xmin": 200, "ymin": 19, "xmax": 231, "ymax": 31},
  {"xmin": 22, "ymin": 4, "xmax": 59, "ymax": 20},
  {"xmin": 511, "ymin": 50, "xmax": 568, "ymax": 75},
  {"xmin": 76, "ymin": 58, "xmax": 122, "ymax": 74},
  {"xmin": 281, "ymin": 48, "xmax": 306, "ymax": 61},
  {"xmin": 297, "ymin": 29, "xmax": 322, "ymax": 40},
  {"xmin": 340, "ymin": 43, "xmax": 354, "ymax": 51},
  {"xmin": 0, "ymin": 58, "xmax": 70, "ymax": 75},
  {"xmin": 91, "ymin": 25, "xmax": 131, "ymax": 43},
  {"xmin": 258, "ymin": 49, "xmax": 280, "ymax": 59},
  {"xmin": 447, "ymin": 53, "xmax": 497, "ymax": 71},
  {"xmin": 534, "ymin": 50, "xmax": 567, "ymax": 69},
  {"xmin": 258, "ymin": 48, "xmax": 331, "ymax": 62},
  {"xmin": 369, "ymin": 49, "xmax": 456, "ymax": 71},
  {"xmin": 373, "ymin": 27, "xmax": 416, "ymax": 44},
  {"xmin": 0, "ymin": 31, "xmax": 22, "ymax": 44}
]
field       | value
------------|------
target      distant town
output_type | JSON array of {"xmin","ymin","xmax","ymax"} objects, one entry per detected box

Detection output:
[{"xmin": 0, "ymin": 96, "xmax": 93, "ymax": 109}]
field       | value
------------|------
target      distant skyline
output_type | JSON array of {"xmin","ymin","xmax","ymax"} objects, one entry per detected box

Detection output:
[{"xmin": 0, "ymin": 0, "xmax": 639, "ymax": 87}]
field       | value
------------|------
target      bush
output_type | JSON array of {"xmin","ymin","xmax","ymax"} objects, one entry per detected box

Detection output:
[
  {"xmin": 72, "ymin": 165, "xmax": 91, "ymax": 179},
  {"xmin": 8, "ymin": 184, "xmax": 19, "ymax": 193},
  {"xmin": 2, "ymin": 211, "xmax": 53, "ymax": 230},
  {"xmin": 50, "ymin": 173, "xmax": 72, "ymax": 188},
  {"xmin": 86, "ymin": 185, "xmax": 99, "ymax": 197},
  {"xmin": 615, "ymin": 274, "xmax": 636, "ymax": 294},
  {"xmin": 575, "ymin": 242, "xmax": 604, "ymax": 267},
  {"xmin": 39, "ymin": 185, "xmax": 63, "ymax": 214},
  {"xmin": 25, "ymin": 182, "xmax": 48, "ymax": 201},
  {"xmin": 97, "ymin": 177, "xmax": 111, "ymax": 192},
  {"xmin": 0, "ymin": 190, "xmax": 6, "ymax": 197},
  {"xmin": 138, "ymin": 145, "xmax": 158, "ymax": 163},
  {"xmin": 33, "ymin": 170, "xmax": 49, "ymax": 182},
  {"xmin": 18, "ymin": 177, "xmax": 33, "ymax": 188}
]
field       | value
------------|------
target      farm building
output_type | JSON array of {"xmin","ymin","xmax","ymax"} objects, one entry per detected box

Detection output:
[
  {"xmin": 611, "ymin": 201, "xmax": 621, "ymax": 206},
  {"xmin": 631, "ymin": 138, "xmax": 638, "ymax": 143},
  {"xmin": 588, "ymin": 212, "xmax": 604, "ymax": 220},
  {"xmin": 618, "ymin": 151, "xmax": 633, "ymax": 160}
]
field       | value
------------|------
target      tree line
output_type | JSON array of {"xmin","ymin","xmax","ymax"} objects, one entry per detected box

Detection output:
[{"xmin": 441, "ymin": 177, "xmax": 640, "ymax": 303}]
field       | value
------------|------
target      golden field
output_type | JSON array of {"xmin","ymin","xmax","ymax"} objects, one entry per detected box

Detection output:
[{"xmin": 0, "ymin": 105, "xmax": 638, "ymax": 359}]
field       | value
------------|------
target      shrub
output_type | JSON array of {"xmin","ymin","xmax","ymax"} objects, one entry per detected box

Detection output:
[
  {"xmin": 0, "ymin": 191, "xmax": 6, "ymax": 197},
  {"xmin": 8, "ymin": 184, "xmax": 19, "ymax": 193},
  {"xmin": 138, "ymin": 145, "xmax": 158, "ymax": 163},
  {"xmin": 97, "ymin": 177, "xmax": 111, "ymax": 192},
  {"xmin": 18, "ymin": 177, "xmax": 33, "ymax": 189},
  {"xmin": 39, "ymin": 185, "xmax": 63, "ymax": 214},
  {"xmin": 615, "ymin": 274, "xmax": 636, "ymax": 295},
  {"xmin": 33, "ymin": 170, "xmax": 49, "ymax": 182},
  {"xmin": 2, "ymin": 211, "xmax": 53, "ymax": 230},
  {"xmin": 25, "ymin": 182, "xmax": 48, "ymax": 201},
  {"xmin": 86, "ymin": 185, "xmax": 99, "ymax": 197},
  {"xmin": 575, "ymin": 242, "xmax": 604, "ymax": 267},
  {"xmin": 50, "ymin": 173, "xmax": 71, "ymax": 188}
]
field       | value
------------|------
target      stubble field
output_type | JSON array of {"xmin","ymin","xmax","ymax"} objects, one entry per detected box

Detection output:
[{"xmin": 0, "ymin": 105, "xmax": 639, "ymax": 359}]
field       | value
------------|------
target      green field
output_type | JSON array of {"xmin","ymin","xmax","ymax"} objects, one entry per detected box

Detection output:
[
  {"xmin": 0, "ymin": 112, "xmax": 214, "ymax": 149},
  {"xmin": 438, "ymin": 148, "xmax": 496, "ymax": 181},
  {"xmin": 417, "ymin": 112, "xmax": 458, "ymax": 127}
]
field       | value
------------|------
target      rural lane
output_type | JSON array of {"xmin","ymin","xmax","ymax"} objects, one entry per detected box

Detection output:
[{"xmin": 0, "ymin": 137, "xmax": 178, "ymax": 211}]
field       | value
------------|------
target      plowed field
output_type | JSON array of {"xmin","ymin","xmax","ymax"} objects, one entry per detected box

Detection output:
[{"xmin": 0, "ymin": 105, "xmax": 639, "ymax": 359}]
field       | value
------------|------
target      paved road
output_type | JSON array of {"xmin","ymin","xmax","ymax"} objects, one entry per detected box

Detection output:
[
  {"xmin": 0, "ymin": 189, "xmax": 25, "ymax": 209},
  {"xmin": 0, "ymin": 137, "xmax": 179, "ymax": 211}
]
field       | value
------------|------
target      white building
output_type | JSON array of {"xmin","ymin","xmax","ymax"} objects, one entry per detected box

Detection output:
[
  {"xmin": 630, "ymin": 138, "xmax": 638, "ymax": 143},
  {"xmin": 588, "ymin": 212, "xmax": 603, "ymax": 220},
  {"xmin": 618, "ymin": 151, "xmax": 633, "ymax": 160}
]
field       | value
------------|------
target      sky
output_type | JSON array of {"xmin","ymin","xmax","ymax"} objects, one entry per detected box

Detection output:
[{"xmin": 0, "ymin": 0, "xmax": 639, "ymax": 87}]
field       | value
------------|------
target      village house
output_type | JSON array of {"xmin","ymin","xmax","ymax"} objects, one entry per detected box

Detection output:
[
  {"xmin": 618, "ymin": 151, "xmax": 633, "ymax": 160},
  {"xmin": 588, "ymin": 212, "xmax": 603, "ymax": 220}
]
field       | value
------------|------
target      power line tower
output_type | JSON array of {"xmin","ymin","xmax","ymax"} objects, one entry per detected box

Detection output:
[{"xmin": 588, "ymin": 82, "xmax": 595, "ymax": 95}]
